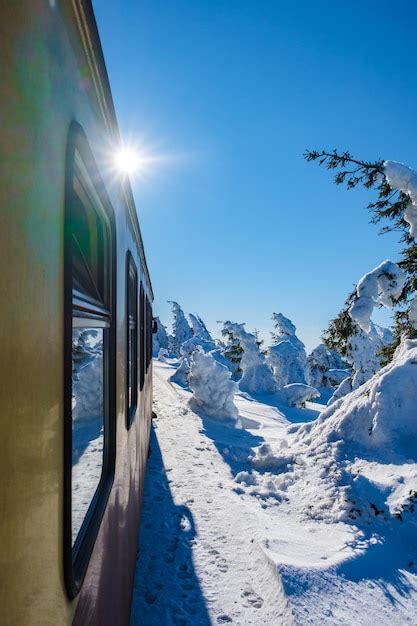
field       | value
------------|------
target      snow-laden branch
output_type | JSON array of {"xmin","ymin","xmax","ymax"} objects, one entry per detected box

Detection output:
[{"xmin": 384, "ymin": 161, "xmax": 417, "ymax": 238}]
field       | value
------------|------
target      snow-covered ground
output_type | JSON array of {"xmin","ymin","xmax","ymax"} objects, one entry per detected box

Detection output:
[{"xmin": 130, "ymin": 357, "xmax": 417, "ymax": 625}]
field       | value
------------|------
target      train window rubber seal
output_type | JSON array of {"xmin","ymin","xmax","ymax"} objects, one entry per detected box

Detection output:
[{"xmin": 63, "ymin": 122, "xmax": 116, "ymax": 599}]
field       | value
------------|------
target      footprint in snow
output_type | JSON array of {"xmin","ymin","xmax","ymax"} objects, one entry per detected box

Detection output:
[{"xmin": 241, "ymin": 584, "xmax": 264, "ymax": 609}]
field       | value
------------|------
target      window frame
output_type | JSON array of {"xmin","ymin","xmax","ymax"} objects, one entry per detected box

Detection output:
[
  {"xmin": 63, "ymin": 123, "xmax": 116, "ymax": 599},
  {"xmin": 126, "ymin": 252, "xmax": 138, "ymax": 428},
  {"xmin": 139, "ymin": 282, "xmax": 145, "ymax": 392}
]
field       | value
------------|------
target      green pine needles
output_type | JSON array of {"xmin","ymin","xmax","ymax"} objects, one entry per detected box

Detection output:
[{"xmin": 305, "ymin": 149, "xmax": 417, "ymax": 362}]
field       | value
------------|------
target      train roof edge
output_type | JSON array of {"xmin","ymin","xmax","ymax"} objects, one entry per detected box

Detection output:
[{"xmin": 72, "ymin": 0, "xmax": 154, "ymax": 300}]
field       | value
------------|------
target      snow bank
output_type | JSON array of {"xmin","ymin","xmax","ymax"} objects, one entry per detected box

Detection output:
[
  {"xmin": 349, "ymin": 260, "xmax": 406, "ymax": 332},
  {"xmin": 223, "ymin": 321, "xmax": 278, "ymax": 395},
  {"xmin": 239, "ymin": 339, "xmax": 417, "ymax": 530},
  {"xmin": 169, "ymin": 357, "xmax": 191, "ymax": 387},
  {"xmin": 189, "ymin": 350, "xmax": 239, "ymax": 422},
  {"xmin": 277, "ymin": 339, "xmax": 417, "ymax": 525},
  {"xmin": 384, "ymin": 160, "xmax": 417, "ymax": 238},
  {"xmin": 280, "ymin": 383, "xmax": 320, "ymax": 407},
  {"xmin": 310, "ymin": 339, "xmax": 417, "ymax": 456},
  {"xmin": 152, "ymin": 316, "xmax": 170, "ymax": 357}
]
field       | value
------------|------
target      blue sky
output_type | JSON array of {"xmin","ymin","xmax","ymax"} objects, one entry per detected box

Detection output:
[{"xmin": 93, "ymin": 0, "xmax": 417, "ymax": 351}]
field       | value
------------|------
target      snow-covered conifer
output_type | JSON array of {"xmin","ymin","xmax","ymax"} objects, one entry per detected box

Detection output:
[
  {"xmin": 223, "ymin": 322, "xmax": 278, "ymax": 395},
  {"xmin": 305, "ymin": 149, "xmax": 417, "ymax": 358},
  {"xmin": 220, "ymin": 322, "xmax": 244, "ymax": 380},
  {"xmin": 188, "ymin": 313, "xmax": 212, "ymax": 341},
  {"xmin": 267, "ymin": 313, "xmax": 309, "ymax": 387},
  {"xmin": 168, "ymin": 301, "xmax": 192, "ymax": 356},
  {"xmin": 152, "ymin": 316, "xmax": 170, "ymax": 357},
  {"xmin": 308, "ymin": 343, "xmax": 349, "ymax": 389},
  {"xmin": 189, "ymin": 349, "xmax": 239, "ymax": 422}
]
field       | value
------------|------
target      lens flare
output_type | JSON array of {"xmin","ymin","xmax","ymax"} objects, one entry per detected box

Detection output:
[{"xmin": 114, "ymin": 147, "xmax": 143, "ymax": 175}]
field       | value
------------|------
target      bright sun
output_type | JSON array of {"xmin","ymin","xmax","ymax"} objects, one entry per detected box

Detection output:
[{"xmin": 114, "ymin": 147, "xmax": 143, "ymax": 175}]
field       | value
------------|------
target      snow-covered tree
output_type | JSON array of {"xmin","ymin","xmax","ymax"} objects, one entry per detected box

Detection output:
[
  {"xmin": 189, "ymin": 349, "xmax": 239, "ymax": 422},
  {"xmin": 267, "ymin": 313, "xmax": 309, "ymax": 387},
  {"xmin": 168, "ymin": 301, "xmax": 192, "ymax": 356},
  {"xmin": 223, "ymin": 321, "xmax": 278, "ymax": 395},
  {"xmin": 220, "ymin": 322, "xmax": 244, "ymax": 380},
  {"xmin": 188, "ymin": 313, "xmax": 212, "ymax": 341},
  {"xmin": 305, "ymin": 149, "xmax": 417, "ymax": 358},
  {"xmin": 308, "ymin": 343, "xmax": 349, "ymax": 389},
  {"xmin": 152, "ymin": 316, "xmax": 170, "ymax": 357},
  {"xmin": 169, "ymin": 334, "xmax": 216, "ymax": 388},
  {"xmin": 324, "ymin": 280, "xmax": 395, "ymax": 405}
]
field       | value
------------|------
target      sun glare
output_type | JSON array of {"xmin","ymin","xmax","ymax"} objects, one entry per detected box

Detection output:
[{"xmin": 115, "ymin": 147, "xmax": 143, "ymax": 175}]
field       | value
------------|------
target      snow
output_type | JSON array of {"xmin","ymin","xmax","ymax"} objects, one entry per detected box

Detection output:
[
  {"xmin": 280, "ymin": 383, "xmax": 320, "ymax": 407},
  {"xmin": 132, "ymin": 352, "xmax": 417, "ymax": 625},
  {"xmin": 384, "ymin": 160, "xmax": 417, "ymax": 238},
  {"xmin": 189, "ymin": 349, "xmax": 239, "ymax": 422},
  {"xmin": 348, "ymin": 260, "xmax": 406, "ymax": 332},
  {"xmin": 223, "ymin": 321, "xmax": 279, "ymax": 395},
  {"xmin": 410, "ymin": 296, "xmax": 417, "ymax": 328}
]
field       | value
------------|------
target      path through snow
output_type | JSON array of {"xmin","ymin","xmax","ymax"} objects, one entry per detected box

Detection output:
[{"xmin": 131, "ymin": 362, "xmax": 292, "ymax": 625}]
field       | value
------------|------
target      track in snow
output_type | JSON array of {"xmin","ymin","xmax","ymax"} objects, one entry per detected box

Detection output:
[{"xmin": 130, "ymin": 363, "xmax": 291, "ymax": 626}]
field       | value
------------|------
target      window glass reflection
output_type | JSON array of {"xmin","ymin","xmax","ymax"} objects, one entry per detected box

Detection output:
[{"xmin": 71, "ymin": 328, "xmax": 105, "ymax": 546}]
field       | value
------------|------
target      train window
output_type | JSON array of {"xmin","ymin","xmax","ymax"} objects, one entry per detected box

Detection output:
[
  {"xmin": 64, "ymin": 125, "xmax": 115, "ymax": 598},
  {"xmin": 127, "ymin": 255, "xmax": 138, "ymax": 427},
  {"xmin": 139, "ymin": 282, "xmax": 145, "ymax": 391},
  {"xmin": 146, "ymin": 297, "xmax": 152, "ymax": 371}
]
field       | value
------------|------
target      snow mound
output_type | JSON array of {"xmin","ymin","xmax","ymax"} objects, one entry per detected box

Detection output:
[
  {"xmin": 189, "ymin": 349, "xmax": 239, "ymax": 422},
  {"xmin": 281, "ymin": 383, "xmax": 320, "ymax": 407},
  {"xmin": 349, "ymin": 260, "xmax": 406, "ymax": 332}
]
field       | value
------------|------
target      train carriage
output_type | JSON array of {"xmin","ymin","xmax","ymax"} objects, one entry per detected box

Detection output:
[{"xmin": 0, "ymin": 2, "xmax": 153, "ymax": 624}]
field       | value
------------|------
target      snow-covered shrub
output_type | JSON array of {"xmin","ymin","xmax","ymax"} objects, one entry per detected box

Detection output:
[
  {"xmin": 280, "ymin": 383, "xmax": 320, "ymax": 407},
  {"xmin": 223, "ymin": 321, "xmax": 278, "ymax": 395},
  {"xmin": 168, "ymin": 301, "xmax": 192, "ymax": 356},
  {"xmin": 152, "ymin": 316, "xmax": 170, "ymax": 357},
  {"xmin": 267, "ymin": 313, "xmax": 309, "ymax": 387},
  {"xmin": 189, "ymin": 349, "xmax": 239, "ymax": 422},
  {"xmin": 349, "ymin": 260, "xmax": 406, "ymax": 332}
]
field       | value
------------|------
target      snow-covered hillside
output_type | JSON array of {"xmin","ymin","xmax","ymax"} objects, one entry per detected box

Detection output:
[{"xmin": 131, "ymin": 346, "xmax": 417, "ymax": 625}]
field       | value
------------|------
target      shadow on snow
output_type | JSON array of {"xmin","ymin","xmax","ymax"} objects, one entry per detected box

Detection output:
[{"xmin": 131, "ymin": 425, "xmax": 211, "ymax": 626}]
